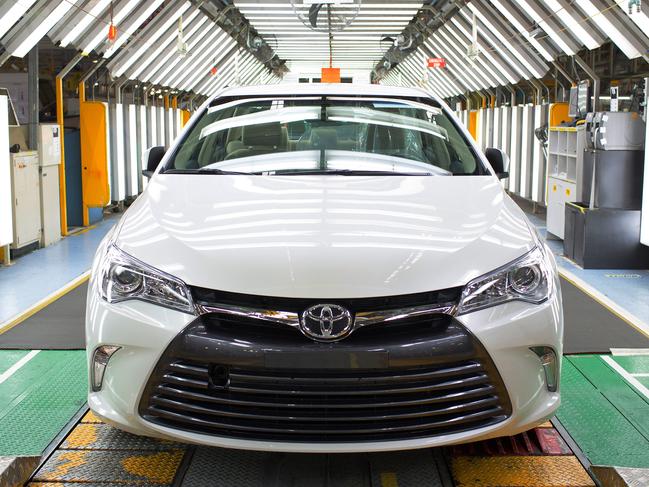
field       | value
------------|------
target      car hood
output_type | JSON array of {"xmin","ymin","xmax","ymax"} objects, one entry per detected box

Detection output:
[{"xmin": 115, "ymin": 175, "xmax": 534, "ymax": 298}]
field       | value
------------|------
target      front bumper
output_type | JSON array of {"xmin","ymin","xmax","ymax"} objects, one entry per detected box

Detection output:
[{"xmin": 86, "ymin": 289, "xmax": 562, "ymax": 453}]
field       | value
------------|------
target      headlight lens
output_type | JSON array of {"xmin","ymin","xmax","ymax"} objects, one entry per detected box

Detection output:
[
  {"xmin": 457, "ymin": 247, "xmax": 552, "ymax": 314},
  {"xmin": 99, "ymin": 244, "xmax": 195, "ymax": 314}
]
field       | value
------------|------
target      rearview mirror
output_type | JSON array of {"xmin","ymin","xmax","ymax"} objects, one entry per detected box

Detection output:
[
  {"xmin": 485, "ymin": 148, "xmax": 509, "ymax": 180},
  {"xmin": 142, "ymin": 146, "xmax": 165, "ymax": 178}
]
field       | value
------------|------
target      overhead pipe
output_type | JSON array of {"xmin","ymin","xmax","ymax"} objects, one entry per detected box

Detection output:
[
  {"xmin": 504, "ymin": 85, "xmax": 516, "ymax": 106},
  {"xmin": 372, "ymin": 0, "xmax": 466, "ymax": 82}
]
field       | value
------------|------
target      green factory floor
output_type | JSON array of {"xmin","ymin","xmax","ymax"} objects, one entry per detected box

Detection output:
[
  {"xmin": 0, "ymin": 350, "xmax": 86, "ymax": 456},
  {"xmin": 557, "ymin": 355, "xmax": 649, "ymax": 469},
  {"xmin": 3, "ymin": 348, "xmax": 649, "ymax": 473}
]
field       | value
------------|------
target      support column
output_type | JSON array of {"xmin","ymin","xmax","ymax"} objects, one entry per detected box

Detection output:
[{"xmin": 27, "ymin": 46, "xmax": 38, "ymax": 150}]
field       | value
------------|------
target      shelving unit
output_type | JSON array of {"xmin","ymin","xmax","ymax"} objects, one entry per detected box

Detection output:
[{"xmin": 546, "ymin": 126, "xmax": 578, "ymax": 239}]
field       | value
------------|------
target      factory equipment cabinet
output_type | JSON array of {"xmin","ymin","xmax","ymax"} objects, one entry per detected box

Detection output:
[
  {"xmin": 546, "ymin": 127, "xmax": 578, "ymax": 239},
  {"xmin": 10, "ymin": 151, "xmax": 41, "ymax": 251},
  {"xmin": 38, "ymin": 124, "xmax": 62, "ymax": 246},
  {"xmin": 564, "ymin": 111, "xmax": 647, "ymax": 268}
]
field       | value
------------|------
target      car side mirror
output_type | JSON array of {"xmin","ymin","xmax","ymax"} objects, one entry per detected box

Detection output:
[
  {"xmin": 142, "ymin": 146, "xmax": 165, "ymax": 178},
  {"xmin": 485, "ymin": 148, "xmax": 510, "ymax": 180}
]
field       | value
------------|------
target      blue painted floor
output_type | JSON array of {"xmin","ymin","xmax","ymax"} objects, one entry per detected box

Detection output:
[
  {"xmin": 0, "ymin": 216, "xmax": 119, "ymax": 324},
  {"xmin": 526, "ymin": 210, "xmax": 649, "ymax": 325}
]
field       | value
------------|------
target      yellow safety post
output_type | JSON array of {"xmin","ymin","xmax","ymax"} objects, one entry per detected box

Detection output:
[
  {"xmin": 468, "ymin": 111, "xmax": 478, "ymax": 141},
  {"xmin": 171, "ymin": 96, "xmax": 178, "ymax": 109},
  {"xmin": 163, "ymin": 95, "xmax": 169, "ymax": 109},
  {"xmin": 79, "ymin": 81, "xmax": 89, "ymax": 227},
  {"xmin": 180, "ymin": 110, "xmax": 190, "ymax": 127},
  {"xmin": 55, "ymin": 76, "xmax": 68, "ymax": 236},
  {"xmin": 54, "ymin": 53, "xmax": 84, "ymax": 236}
]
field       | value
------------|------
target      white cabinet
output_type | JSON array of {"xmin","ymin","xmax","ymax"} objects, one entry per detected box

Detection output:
[
  {"xmin": 39, "ymin": 164, "xmax": 61, "ymax": 246},
  {"xmin": 546, "ymin": 127, "xmax": 578, "ymax": 239},
  {"xmin": 547, "ymin": 177, "xmax": 576, "ymax": 239},
  {"xmin": 38, "ymin": 124, "xmax": 62, "ymax": 247},
  {"xmin": 10, "ymin": 151, "xmax": 41, "ymax": 250}
]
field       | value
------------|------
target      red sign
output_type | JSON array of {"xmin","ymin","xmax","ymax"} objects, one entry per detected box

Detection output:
[{"xmin": 427, "ymin": 57, "xmax": 446, "ymax": 68}]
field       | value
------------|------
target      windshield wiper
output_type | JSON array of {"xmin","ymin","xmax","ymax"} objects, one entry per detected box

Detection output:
[
  {"xmin": 256, "ymin": 169, "xmax": 437, "ymax": 176},
  {"xmin": 164, "ymin": 168, "xmax": 251, "ymax": 175}
]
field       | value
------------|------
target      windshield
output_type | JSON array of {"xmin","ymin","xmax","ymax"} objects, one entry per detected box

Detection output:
[{"xmin": 163, "ymin": 96, "xmax": 485, "ymax": 176}]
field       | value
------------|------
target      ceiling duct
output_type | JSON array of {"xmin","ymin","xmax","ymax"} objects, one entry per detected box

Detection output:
[
  {"xmin": 372, "ymin": 0, "xmax": 465, "ymax": 82},
  {"xmin": 194, "ymin": 0, "xmax": 288, "ymax": 77}
]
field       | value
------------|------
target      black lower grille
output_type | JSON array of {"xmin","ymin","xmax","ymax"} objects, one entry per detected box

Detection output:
[{"xmin": 141, "ymin": 356, "xmax": 510, "ymax": 442}]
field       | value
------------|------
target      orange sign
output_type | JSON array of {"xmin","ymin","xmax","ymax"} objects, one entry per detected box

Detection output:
[{"xmin": 321, "ymin": 67, "xmax": 341, "ymax": 83}]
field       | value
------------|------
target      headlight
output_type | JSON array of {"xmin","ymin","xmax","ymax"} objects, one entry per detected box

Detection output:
[
  {"xmin": 99, "ymin": 244, "xmax": 195, "ymax": 314},
  {"xmin": 457, "ymin": 247, "xmax": 552, "ymax": 315}
]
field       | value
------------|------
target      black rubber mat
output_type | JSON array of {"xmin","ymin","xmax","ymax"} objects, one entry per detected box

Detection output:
[
  {"xmin": 561, "ymin": 277, "xmax": 649, "ymax": 354},
  {"xmin": 1, "ymin": 276, "xmax": 648, "ymax": 353},
  {"xmin": 0, "ymin": 282, "xmax": 87, "ymax": 350},
  {"xmin": 179, "ymin": 447, "xmax": 451, "ymax": 487}
]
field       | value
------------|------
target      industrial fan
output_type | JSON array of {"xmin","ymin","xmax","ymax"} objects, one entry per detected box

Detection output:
[{"xmin": 289, "ymin": 0, "xmax": 362, "ymax": 33}]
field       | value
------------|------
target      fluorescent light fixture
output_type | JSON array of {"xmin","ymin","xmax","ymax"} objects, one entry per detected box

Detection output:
[
  {"xmin": 157, "ymin": 106, "xmax": 164, "ymax": 147},
  {"xmin": 513, "ymin": 0, "xmax": 576, "ymax": 55},
  {"xmin": 168, "ymin": 29, "xmax": 230, "ymax": 87},
  {"xmin": 0, "ymin": 0, "xmax": 38, "ymax": 40},
  {"xmin": 114, "ymin": 104, "xmax": 126, "ymax": 201},
  {"xmin": 82, "ymin": 0, "xmax": 140, "ymax": 55},
  {"xmin": 130, "ymin": 10, "xmax": 207, "ymax": 80},
  {"xmin": 12, "ymin": 0, "xmax": 80, "ymax": 58},
  {"xmin": 617, "ymin": 0, "xmax": 649, "ymax": 37},
  {"xmin": 509, "ymin": 107, "xmax": 520, "ymax": 194},
  {"xmin": 113, "ymin": 3, "xmax": 192, "ymax": 76},
  {"xmin": 531, "ymin": 106, "xmax": 543, "ymax": 202},
  {"xmin": 485, "ymin": 1, "xmax": 555, "ymax": 62},
  {"xmin": 139, "ymin": 105, "xmax": 147, "ymax": 190},
  {"xmin": 103, "ymin": 0, "xmax": 165, "ymax": 58},
  {"xmin": 467, "ymin": 4, "xmax": 547, "ymax": 79},
  {"xmin": 151, "ymin": 24, "xmax": 221, "ymax": 86},
  {"xmin": 128, "ymin": 104, "xmax": 138, "ymax": 197},
  {"xmin": 436, "ymin": 27, "xmax": 499, "ymax": 88},
  {"xmin": 60, "ymin": 0, "xmax": 111, "ymax": 47},
  {"xmin": 443, "ymin": 22, "xmax": 507, "ymax": 85},
  {"xmin": 519, "ymin": 104, "xmax": 532, "ymax": 199},
  {"xmin": 176, "ymin": 35, "xmax": 234, "ymax": 91},
  {"xmin": 541, "ymin": 0, "xmax": 600, "ymax": 49},
  {"xmin": 149, "ymin": 105, "xmax": 157, "ymax": 147},
  {"xmin": 575, "ymin": 0, "xmax": 642, "ymax": 58},
  {"xmin": 425, "ymin": 37, "xmax": 480, "ymax": 91},
  {"xmin": 165, "ymin": 106, "xmax": 173, "ymax": 146}
]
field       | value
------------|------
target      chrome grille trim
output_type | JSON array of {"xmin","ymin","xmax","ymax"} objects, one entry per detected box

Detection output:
[{"xmin": 197, "ymin": 301, "xmax": 457, "ymax": 331}]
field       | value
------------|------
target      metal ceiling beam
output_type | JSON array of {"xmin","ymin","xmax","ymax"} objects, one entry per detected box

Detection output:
[
  {"xmin": 372, "ymin": 0, "xmax": 465, "ymax": 82},
  {"xmin": 193, "ymin": 0, "xmax": 287, "ymax": 77}
]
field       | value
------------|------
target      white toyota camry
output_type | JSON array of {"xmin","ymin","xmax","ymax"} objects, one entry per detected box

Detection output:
[{"xmin": 87, "ymin": 83, "xmax": 562, "ymax": 453}]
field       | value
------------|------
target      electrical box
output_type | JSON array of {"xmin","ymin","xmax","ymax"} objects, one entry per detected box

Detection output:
[
  {"xmin": 38, "ymin": 124, "xmax": 62, "ymax": 246},
  {"xmin": 10, "ymin": 151, "xmax": 41, "ymax": 250},
  {"xmin": 38, "ymin": 124, "xmax": 61, "ymax": 166},
  {"xmin": 588, "ymin": 112, "xmax": 645, "ymax": 151}
]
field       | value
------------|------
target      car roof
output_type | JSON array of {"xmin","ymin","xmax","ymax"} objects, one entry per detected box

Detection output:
[{"xmin": 213, "ymin": 83, "xmax": 438, "ymax": 101}]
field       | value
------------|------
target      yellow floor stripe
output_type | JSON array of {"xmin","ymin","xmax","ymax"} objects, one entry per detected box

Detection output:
[
  {"xmin": 451, "ymin": 456, "xmax": 594, "ymax": 487},
  {"xmin": 81, "ymin": 410, "xmax": 102, "ymax": 423},
  {"xmin": 0, "ymin": 271, "xmax": 90, "ymax": 336}
]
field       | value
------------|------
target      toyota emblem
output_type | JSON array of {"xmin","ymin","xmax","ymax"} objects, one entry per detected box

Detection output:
[{"xmin": 300, "ymin": 304, "xmax": 353, "ymax": 341}]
